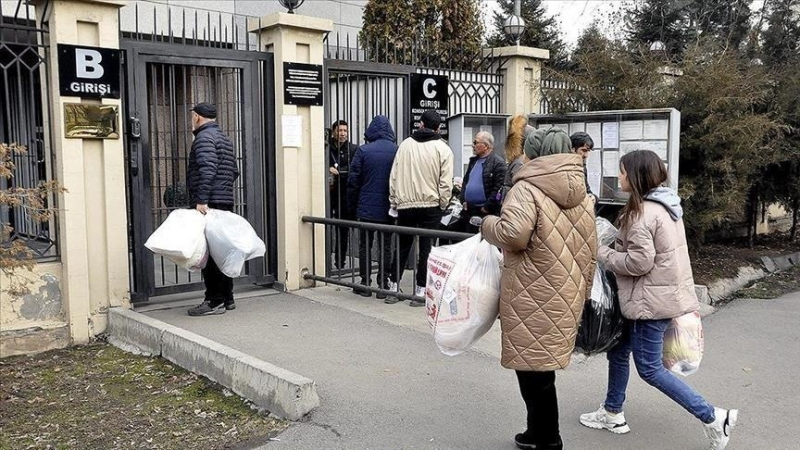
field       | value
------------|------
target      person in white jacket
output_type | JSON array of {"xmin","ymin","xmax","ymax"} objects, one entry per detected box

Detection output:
[{"xmin": 387, "ymin": 109, "xmax": 454, "ymax": 306}]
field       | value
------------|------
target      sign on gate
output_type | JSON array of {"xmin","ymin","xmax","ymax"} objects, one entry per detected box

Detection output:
[
  {"xmin": 283, "ymin": 62, "xmax": 324, "ymax": 106},
  {"xmin": 410, "ymin": 74, "xmax": 449, "ymax": 137},
  {"xmin": 57, "ymin": 44, "xmax": 121, "ymax": 99}
]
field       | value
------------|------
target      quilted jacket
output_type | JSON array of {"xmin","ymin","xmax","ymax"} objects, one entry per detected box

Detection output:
[
  {"xmin": 187, "ymin": 122, "xmax": 239, "ymax": 206},
  {"xmin": 598, "ymin": 187, "xmax": 699, "ymax": 320},
  {"xmin": 481, "ymin": 153, "xmax": 597, "ymax": 371}
]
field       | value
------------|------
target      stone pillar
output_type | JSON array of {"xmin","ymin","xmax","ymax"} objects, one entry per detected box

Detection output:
[
  {"xmin": 36, "ymin": 0, "xmax": 130, "ymax": 344},
  {"xmin": 488, "ymin": 46, "xmax": 550, "ymax": 116},
  {"xmin": 253, "ymin": 14, "xmax": 332, "ymax": 290}
]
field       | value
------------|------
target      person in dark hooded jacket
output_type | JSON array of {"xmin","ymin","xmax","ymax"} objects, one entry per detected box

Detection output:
[{"xmin": 346, "ymin": 116, "xmax": 398, "ymax": 299}]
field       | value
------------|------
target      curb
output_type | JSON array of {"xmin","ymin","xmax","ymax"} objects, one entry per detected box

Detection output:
[
  {"xmin": 695, "ymin": 250, "xmax": 800, "ymax": 305},
  {"xmin": 107, "ymin": 307, "xmax": 319, "ymax": 420}
]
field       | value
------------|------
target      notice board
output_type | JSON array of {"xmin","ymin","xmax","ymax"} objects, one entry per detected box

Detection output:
[{"xmin": 528, "ymin": 108, "xmax": 680, "ymax": 205}]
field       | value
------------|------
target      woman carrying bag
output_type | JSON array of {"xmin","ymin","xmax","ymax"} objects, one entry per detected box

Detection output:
[
  {"xmin": 481, "ymin": 127, "xmax": 597, "ymax": 450},
  {"xmin": 579, "ymin": 150, "xmax": 738, "ymax": 450}
]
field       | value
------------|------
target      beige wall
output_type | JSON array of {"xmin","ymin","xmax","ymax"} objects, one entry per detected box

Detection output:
[
  {"xmin": 254, "ymin": 14, "xmax": 332, "ymax": 290},
  {"xmin": 489, "ymin": 46, "xmax": 550, "ymax": 116},
  {"xmin": 2, "ymin": 0, "xmax": 133, "ymax": 350}
]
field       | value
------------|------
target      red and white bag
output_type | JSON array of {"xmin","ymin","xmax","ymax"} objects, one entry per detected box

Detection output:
[{"xmin": 425, "ymin": 234, "xmax": 502, "ymax": 356}]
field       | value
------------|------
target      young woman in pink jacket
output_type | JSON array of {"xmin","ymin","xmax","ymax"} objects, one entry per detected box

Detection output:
[{"xmin": 579, "ymin": 150, "xmax": 738, "ymax": 450}]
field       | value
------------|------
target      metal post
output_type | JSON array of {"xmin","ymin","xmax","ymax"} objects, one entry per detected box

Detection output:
[{"xmin": 514, "ymin": 0, "xmax": 521, "ymax": 46}]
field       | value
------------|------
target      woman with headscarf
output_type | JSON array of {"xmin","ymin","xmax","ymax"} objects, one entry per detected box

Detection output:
[{"xmin": 481, "ymin": 127, "xmax": 598, "ymax": 450}]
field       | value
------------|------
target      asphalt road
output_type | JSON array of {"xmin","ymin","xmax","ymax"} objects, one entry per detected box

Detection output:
[{"xmin": 145, "ymin": 288, "xmax": 800, "ymax": 449}]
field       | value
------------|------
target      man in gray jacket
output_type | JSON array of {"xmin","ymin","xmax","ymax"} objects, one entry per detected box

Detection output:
[{"xmin": 387, "ymin": 110, "xmax": 454, "ymax": 306}]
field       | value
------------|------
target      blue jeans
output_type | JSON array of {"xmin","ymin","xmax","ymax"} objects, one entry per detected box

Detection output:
[{"xmin": 604, "ymin": 319, "xmax": 715, "ymax": 424}]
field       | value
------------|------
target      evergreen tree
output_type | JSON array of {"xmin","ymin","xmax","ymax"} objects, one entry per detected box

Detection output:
[
  {"xmin": 439, "ymin": 0, "xmax": 484, "ymax": 67},
  {"xmin": 359, "ymin": 0, "xmax": 485, "ymax": 69},
  {"xmin": 686, "ymin": 0, "xmax": 752, "ymax": 50},
  {"xmin": 487, "ymin": 0, "xmax": 566, "ymax": 67},
  {"xmin": 625, "ymin": 0, "xmax": 691, "ymax": 59},
  {"xmin": 761, "ymin": 0, "xmax": 800, "ymax": 65}
]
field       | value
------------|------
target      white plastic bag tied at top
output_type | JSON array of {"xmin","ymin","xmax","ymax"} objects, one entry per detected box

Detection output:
[{"xmin": 425, "ymin": 234, "xmax": 502, "ymax": 356}]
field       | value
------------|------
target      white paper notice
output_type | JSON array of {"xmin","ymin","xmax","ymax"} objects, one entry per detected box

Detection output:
[
  {"xmin": 463, "ymin": 126, "xmax": 474, "ymax": 161},
  {"xmin": 643, "ymin": 141, "xmax": 668, "ymax": 159},
  {"xmin": 586, "ymin": 123, "xmax": 602, "ymax": 148},
  {"xmin": 586, "ymin": 151, "xmax": 602, "ymax": 195},
  {"xmin": 619, "ymin": 142, "xmax": 641, "ymax": 154},
  {"xmin": 602, "ymin": 123, "xmax": 619, "ymax": 149},
  {"xmin": 603, "ymin": 151, "xmax": 620, "ymax": 176},
  {"xmin": 282, "ymin": 115, "xmax": 302, "ymax": 147},
  {"xmin": 643, "ymin": 119, "xmax": 669, "ymax": 140},
  {"xmin": 619, "ymin": 121, "xmax": 644, "ymax": 141},
  {"xmin": 570, "ymin": 122, "xmax": 586, "ymax": 135}
]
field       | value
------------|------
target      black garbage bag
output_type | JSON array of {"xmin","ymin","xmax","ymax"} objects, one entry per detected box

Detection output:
[{"xmin": 575, "ymin": 265, "xmax": 624, "ymax": 355}]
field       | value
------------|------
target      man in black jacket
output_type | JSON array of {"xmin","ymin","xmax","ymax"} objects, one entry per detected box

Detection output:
[
  {"xmin": 328, "ymin": 120, "xmax": 358, "ymax": 269},
  {"xmin": 460, "ymin": 131, "xmax": 507, "ymax": 233},
  {"xmin": 186, "ymin": 103, "xmax": 240, "ymax": 317}
]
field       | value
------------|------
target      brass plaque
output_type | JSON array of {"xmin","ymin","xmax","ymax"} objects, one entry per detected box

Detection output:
[{"xmin": 64, "ymin": 103, "xmax": 120, "ymax": 139}]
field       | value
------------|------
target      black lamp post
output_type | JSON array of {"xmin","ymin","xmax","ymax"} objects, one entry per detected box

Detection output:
[{"xmin": 279, "ymin": 0, "xmax": 305, "ymax": 14}]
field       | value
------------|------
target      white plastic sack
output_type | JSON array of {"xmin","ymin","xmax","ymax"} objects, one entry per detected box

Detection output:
[
  {"xmin": 425, "ymin": 234, "xmax": 502, "ymax": 356},
  {"xmin": 663, "ymin": 311, "xmax": 704, "ymax": 376},
  {"xmin": 145, "ymin": 209, "xmax": 208, "ymax": 272},
  {"xmin": 205, "ymin": 209, "xmax": 266, "ymax": 278},
  {"xmin": 596, "ymin": 217, "xmax": 619, "ymax": 247}
]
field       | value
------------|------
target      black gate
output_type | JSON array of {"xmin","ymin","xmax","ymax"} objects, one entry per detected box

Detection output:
[{"xmin": 121, "ymin": 41, "xmax": 276, "ymax": 302}]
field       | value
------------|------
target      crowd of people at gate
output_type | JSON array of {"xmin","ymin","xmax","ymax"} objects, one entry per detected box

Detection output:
[
  {"xmin": 179, "ymin": 101, "xmax": 738, "ymax": 450},
  {"xmin": 326, "ymin": 110, "xmax": 600, "ymax": 306},
  {"xmin": 326, "ymin": 108, "xmax": 738, "ymax": 450}
]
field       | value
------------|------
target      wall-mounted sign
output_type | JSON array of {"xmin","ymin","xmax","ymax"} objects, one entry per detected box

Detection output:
[
  {"xmin": 58, "ymin": 44, "xmax": 121, "ymax": 99},
  {"xmin": 283, "ymin": 62, "xmax": 323, "ymax": 106},
  {"xmin": 64, "ymin": 104, "xmax": 120, "ymax": 139},
  {"xmin": 410, "ymin": 73, "xmax": 449, "ymax": 137}
]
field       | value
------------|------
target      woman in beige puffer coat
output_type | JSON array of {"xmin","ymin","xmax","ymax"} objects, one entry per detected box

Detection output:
[
  {"xmin": 579, "ymin": 150, "xmax": 738, "ymax": 450},
  {"xmin": 481, "ymin": 127, "xmax": 597, "ymax": 450}
]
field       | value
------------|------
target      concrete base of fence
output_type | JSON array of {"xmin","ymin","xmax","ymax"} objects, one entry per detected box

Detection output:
[{"xmin": 108, "ymin": 308, "xmax": 319, "ymax": 420}]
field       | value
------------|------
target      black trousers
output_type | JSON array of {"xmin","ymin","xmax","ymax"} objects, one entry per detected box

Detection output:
[
  {"xmin": 515, "ymin": 370, "xmax": 561, "ymax": 446},
  {"xmin": 330, "ymin": 187, "xmax": 350, "ymax": 269},
  {"xmin": 389, "ymin": 207, "xmax": 442, "ymax": 288},
  {"xmin": 358, "ymin": 219, "xmax": 393, "ymax": 287},
  {"xmin": 202, "ymin": 203, "xmax": 234, "ymax": 305}
]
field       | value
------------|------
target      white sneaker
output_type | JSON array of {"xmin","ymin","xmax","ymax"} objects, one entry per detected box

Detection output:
[
  {"xmin": 580, "ymin": 405, "xmax": 631, "ymax": 434},
  {"xmin": 387, "ymin": 281, "xmax": 399, "ymax": 292},
  {"xmin": 414, "ymin": 285, "xmax": 425, "ymax": 297},
  {"xmin": 704, "ymin": 407, "xmax": 738, "ymax": 450}
]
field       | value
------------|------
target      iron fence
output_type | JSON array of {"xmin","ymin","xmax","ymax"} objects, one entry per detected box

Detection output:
[
  {"xmin": 119, "ymin": 0, "xmax": 265, "ymax": 51},
  {"xmin": 0, "ymin": 0, "xmax": 58, "ymax": 260},
  {"xmin": 302, "ymin": 216, "xmax": 472, "ymax": 302},
  {"xmin": 539, "ymin": 78, "xmax": 589, "ymax": 115},
  {"xmin": 324, "ymin": 32, "xmax": 502, "ymax": 73},
  {"xmin": 417, "ymin": 67, "xmax": 503, "ymax": 117}
]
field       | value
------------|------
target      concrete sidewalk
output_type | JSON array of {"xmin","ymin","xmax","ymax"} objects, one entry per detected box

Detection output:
[{"xmin": 143, "ymin": 288, "xmax": 800, "ymax": 449}]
